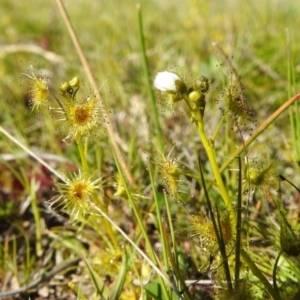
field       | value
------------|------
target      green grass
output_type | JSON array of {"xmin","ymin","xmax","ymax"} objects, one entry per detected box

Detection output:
[{"xmin": 0, "ymin": 0, "xmax": 300, "ymax": 299}]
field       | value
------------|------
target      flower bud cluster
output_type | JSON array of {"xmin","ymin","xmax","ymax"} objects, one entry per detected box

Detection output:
[
  {"xmin": 60, "ymin": 76, "xmax": 80, "ymax": 99},
  {"xmin": 154, "ymin": 71, "xmax": 210, "ymax": 116}
]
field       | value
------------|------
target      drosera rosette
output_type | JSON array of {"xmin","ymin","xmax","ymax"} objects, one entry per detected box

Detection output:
[
  {"xmin": 61, "ymin": 94, "xmax": 103, "ymax": 142},
  {"xmin": 153, "ymin": 69, "xmax": 215, "ymax": 125},
  {"xmin": 23, "ymin": 65, "xmax": 50, "ymax": 111},
  {"xmin": 181, "ymin": 208, "xmax": 236, "ymax": 272},
  {"xmin": 213, "ymin": 44, "xmax": 257, "ymax": 137},
  {"xmin": 189, "ymin": 208, "xmax": 235, "ymax": 256},
  {"xmin": 217, "ymin": 80, "xmax": 256, "ymax": 136},
  {"xmin": 243, "ymin": 152, "xmax": 278, "ymax": 202},
  {"xmin": 49, "ymin": 77, "xmax": 105, "ymax": 143},
  {"xmin": 50, "ymin": 169, "xmax": 104, "ymax": 224},
  {"xmin": 153, "ymin": 145, "xmax": 189, "ymax": 201},
  {"xmin": 277, "ymin": 206, "xmax": 300, "ymax": 259}
]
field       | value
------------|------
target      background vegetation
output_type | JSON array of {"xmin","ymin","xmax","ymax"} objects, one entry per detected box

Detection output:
[{"xmin": 0, "ymin": 0, "xmax": 300, "ymax": 299}]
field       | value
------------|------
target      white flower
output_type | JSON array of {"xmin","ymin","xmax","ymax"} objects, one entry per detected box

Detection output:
[{"xmin": 154, "ymin": 71, "xmax": 181, "ymax": 92}]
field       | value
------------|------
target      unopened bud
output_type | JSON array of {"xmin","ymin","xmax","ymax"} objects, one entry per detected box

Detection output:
[
  {"xmin": 69, "ymin": 77, "xmax": 80, "ymax": 88},
  {"xmin": 60, "ymin": 82, "xmax": 73, "ymax": 94},
  {"xmin": 194, "ymin": 75, "xmax": 210, "ymax": 93},
  {"xmin": 188, "ymin": 90, "xmax": 201, "ymax": 102}
]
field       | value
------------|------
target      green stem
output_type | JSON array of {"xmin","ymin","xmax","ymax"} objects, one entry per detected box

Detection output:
[
  {"xmin": 137, "ymin": 4, "xmax": 164, "ymax": 151},
  {"xmin": 234, "ymin": 157, "xmax": 242, "ymax": 290},
  {"xmin": 164, "ymin": 194, "xmax": 176, "ymax": 267},
  {"xmin": 51, "ymin": 93, "xmax": 65, "ymax": 110},
  {"xmin": 30, "ymin": 180, "xmax": 42, "ymax": 257},
  {"xmin": 197, "ymin": 118, "xmax": 235, "ymax": 221},
  {"xmin": 211, "ymin": 112, "xmax": 228, "ymax": 143},
  {"xmin": 273, "ymin": 250, "xmax": 283, "ymax": 296},
  {"xmin": 286, "ymin": 31, "xmax": 300, "ymax": 160},
  {"xmin": 216, "ymin": 208, "xmax": 233, "ymax": 290},
  {"xmin": 76, "ymin": 137, "xmax": 89, "ymax": 174},
  {"xmin": 93, "ymin": 196, "xmax": 120, "ymax": 251},
  {"xmin": 149, "ymin": 168, "xmax": 169, "ymax": 273}
]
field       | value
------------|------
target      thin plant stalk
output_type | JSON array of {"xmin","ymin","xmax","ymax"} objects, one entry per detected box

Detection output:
[
  {"xmin": 286, "ymin": 29, "xmax": 300, "ymax": 160},
  {"xmin": 197, "ymin": 116, "xmax": 235, "ymax": 221},
  {"xmin": 216, "ymin": 208, "xmax": 233, "ymax": 291},
  {"xmin": 76, "ymin": 137, "xmax": 89, "ymax": 174},
  {"xmin": 163, "ymin": 193, "xmax": 177, "ymax": 267},
  {"xmin": 30, "ymin": 179, "xmax": 42, "ymax": 257},
  {"xmin": 0, "ymin": 126, "xmax": 64, "ymax": 181},
  {"xmin": 137, "ymin": 4, "xmax": 164, "ymax": 151},
  {"xmin": 211, "ymin": 112, "xmax": 228, "ymax": 143},
  {"xmin": 149, "ymin": 168, "xmax": 169, "ymax": 273},
  {"xmin": 273, "ymin": 250, "xmax": 283, "ymax": 296},
  {"xmin": 92, "ymin": 195, "xmax": 120, "ymax": 251},
  {"xmin": 12, "ymin": 236, "xmax": 17, "ymax": 281},
  {"xmin": 234, "ymin": 156, "xmax": 242, "ymax": 290},
  {"xmin": 162, "ymin": 193, "xmax": 193, "ymax": 300},
  {"xmin": 13, "ymin": 223, "xmax": 31, "ymax": 284}
]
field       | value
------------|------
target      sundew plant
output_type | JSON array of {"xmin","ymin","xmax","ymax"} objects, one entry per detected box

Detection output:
[{"xmin": 1, "ymin": 0, "xmax": 300, "ymax": 299}]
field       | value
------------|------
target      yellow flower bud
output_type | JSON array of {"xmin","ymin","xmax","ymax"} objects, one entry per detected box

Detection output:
[
  {"xmin": 69, "ymin": 76, "xmax": 80, "ymax": 88},
  {"xmin": 188, "ymin": 90, "xmax": 201, "ymax": 102},
  {"xmin": 60, "ymin": 82, "xmax": 73, "ymax": 95}
]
